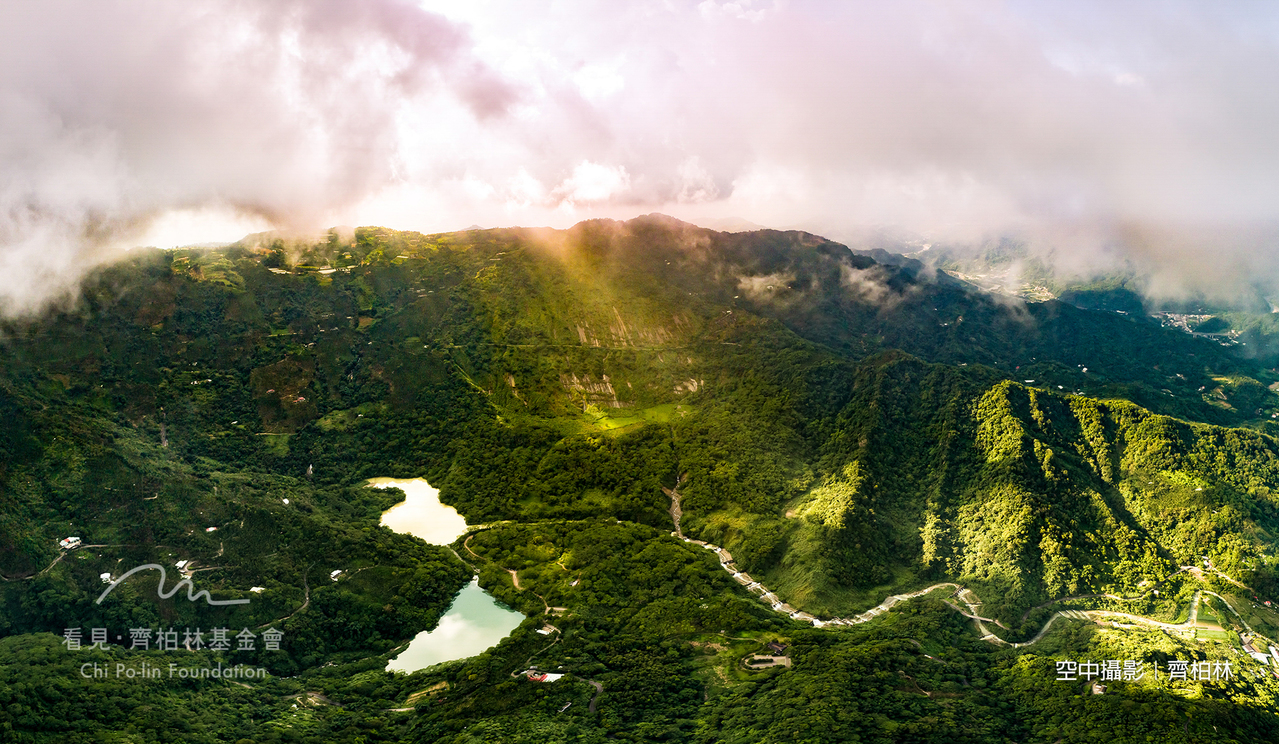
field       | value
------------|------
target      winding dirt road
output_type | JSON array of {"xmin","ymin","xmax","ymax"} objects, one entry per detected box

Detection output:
[
  {"xmin": 464, "ymin": 506, "xmax": 1253, "ymax": 683},
  {"xmin": 667, "ymin": 510, "xmax": 1241, "ymax": 649}
]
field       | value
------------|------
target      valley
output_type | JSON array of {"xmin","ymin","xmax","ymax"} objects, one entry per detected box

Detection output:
[{"xmin": 4, "ymin": 216, "xmax": 1279, "ymax": 741}]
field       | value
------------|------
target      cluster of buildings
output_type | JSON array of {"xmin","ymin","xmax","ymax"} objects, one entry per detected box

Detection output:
[{"xmin": 1241, "ymin": 635, "xmax": 1279, "ymax": 671}]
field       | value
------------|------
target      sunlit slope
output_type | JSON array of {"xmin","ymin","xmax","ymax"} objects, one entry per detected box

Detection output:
[
  {"xmin": 457, "ymin": 215, "xmax": 1279, "ymax": 427},
  {"xmin": 3, "ymin": 214, "xmax": 1279, "ymax": 636},
  {"xmin": 257, "ymin": 214, "xmax": 1279, "ymax": 429},
  {"xmin": 723, "ymin": 352, "xmax": 1279, "ymax": 630}
]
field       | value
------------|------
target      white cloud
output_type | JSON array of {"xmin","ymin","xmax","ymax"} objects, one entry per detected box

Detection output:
[
  {"xmin": 139, "ymin": 208, "xmax": 273, "ymax": 249},
  {"xmin": 554, "ymin": 161, "xmax": 632, "ymax": 204},
  {"xmin": 698, "ymin": 0, "xmax": 773, "ymax": 23},
  {"xmin": 506, "ymin": 169, "xmax": 549, "ymax": 207},
  {"xmin": 574, "ymin": 64, "xmax": 627, "ymax": 100},
  {"xmin": 9, "ymin": 0, "xmax": 1279, "ymax": 308},
  {"xmin": 675, "ymin": 158, "xmax": 719, "ymax": 203},
  {"xmin": 459, "ymin": 175, "xmax": 498, "ymax": 201},
  {"xmin": 0, "ymin": 0, "xmax": 513, "ymax": 314}
]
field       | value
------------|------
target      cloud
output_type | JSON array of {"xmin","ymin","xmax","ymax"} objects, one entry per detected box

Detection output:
[
  {"xmin": 737, "ymin": 272, "xmax": 795, "ymax": 302},
  {"xmin": 0, "ymin": 0, "xmax": 513, "ymax": 314},
  {"xmin": 394, "ymin": 0, "xmax": 1279, "ymax": 300},
  {"xmin": 677, "ymin": 158, "xmax": 720, "ymax": 204},
  {"xmin": 10, "ymin": 0, "xmax": 1279, "ymax": 311},
  {"xmin": 697, "ymin": 0, "xmax": 775, "ymax": 23},
  {"xmin": 554, "ymin": 161, "xmax": 633, "ymax": 205},
  {"xmin": 840, "ymin": 265, "xmax": 896, "ymax": 307}
]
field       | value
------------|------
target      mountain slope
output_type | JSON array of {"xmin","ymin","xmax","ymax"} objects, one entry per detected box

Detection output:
[{"xmin": 3, "ymin": 216, "xmax": 1279, "ymax": 740}]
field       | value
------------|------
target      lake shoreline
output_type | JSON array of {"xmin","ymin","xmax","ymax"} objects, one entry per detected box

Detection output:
[{"xmin": 371, "ymin": 477, "xmax": 525, "ymax": 673}]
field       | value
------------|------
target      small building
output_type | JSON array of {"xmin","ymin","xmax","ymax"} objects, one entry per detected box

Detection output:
[
  {"xmin": 1091, "ymin": 683, "xmax": 1106, "ymax": 695},
  {"xmin": 59, "ymin": 537, "xmax": 81, "ymax": 550},
  {"xmin": 767, "ymin": 642, "xmax": 787, "ymax": 654}
]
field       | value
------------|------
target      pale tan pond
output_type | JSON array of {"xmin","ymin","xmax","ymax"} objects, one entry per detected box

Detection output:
[{"xmin": 369, "ymin": 477, "xmax": 469, "ymax": 545}]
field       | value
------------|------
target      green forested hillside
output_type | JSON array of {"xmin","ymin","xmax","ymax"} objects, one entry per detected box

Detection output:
[{"xmin": 3, "ymin": 216, "xmax": 1279, "ymax": 741}]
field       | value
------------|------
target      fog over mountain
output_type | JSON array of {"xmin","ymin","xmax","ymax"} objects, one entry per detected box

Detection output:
[
  {"xmin": 0, "ymin": 0, "xmax": 513, "ymax": 314},
  {"xmin": 5, "ymin": 0, "xmax": 1279, "ymax": 313}
]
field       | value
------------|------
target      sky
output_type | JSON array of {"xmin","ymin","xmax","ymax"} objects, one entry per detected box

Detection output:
[{"xmin": 4, "ymin": 0, "xmax": 1279, "ymax": 313}]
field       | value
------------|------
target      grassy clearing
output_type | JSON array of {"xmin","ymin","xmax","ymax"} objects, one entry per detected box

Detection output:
[
  {"xmin": 575, "ymin": 403, "xmax": 690, "ymax": 435},
  {"xmin": 1224, "ymin": 593, "xmax": 1279, "ymax": 643},
  {"xmin": 1196, "ymin": 595, "xmax": 1234, "ymax": 632},
  {"xmin": 316, "ymin": 403, "xmax": 388, "ymax": 432},
  {"xmin": 688, "ymin": 630, "xmax": 790, "ymax": 695},
  {"xmin": 259, "ymin": 432, "xmax": 290, "ymax": 457}
]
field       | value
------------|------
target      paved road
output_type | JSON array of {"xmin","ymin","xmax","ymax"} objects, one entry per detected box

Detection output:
[
  {"xmin": 1017, "ymin": 567, "xmax": 1192, "ymax": 622},
  {"xmin": 681, "ymin": 526, "xmax": 1237, "ymax": 649},
  {"xmin": 586, "ymin": 680, "xmax": 603, "ymax": 714},
  {"xmin": 468, "ymin": 514, "xmax": 1255, "ymax": 670}
]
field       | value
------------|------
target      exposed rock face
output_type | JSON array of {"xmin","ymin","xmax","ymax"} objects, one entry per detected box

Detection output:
[{"xmin": 560, "ymin": 372, "xmax": 629, "ymax": 409}]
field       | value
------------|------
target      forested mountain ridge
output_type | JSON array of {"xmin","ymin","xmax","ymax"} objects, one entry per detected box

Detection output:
[
  {"xmin": 3, "ymin": 214, "xmax": 1279, "ymax": 626},
  {"xmin": 767, "ymin": 355, "xmax": 1279, "ymax": 627},
  {"xmin": 523, "ymin": 215, "xmax": 1276, "ymax": 428},
  {"xmin": 3, "ymin": 215, "xmax": 1279, "ymax": 741}
]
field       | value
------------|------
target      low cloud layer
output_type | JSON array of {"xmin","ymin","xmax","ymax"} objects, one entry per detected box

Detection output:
[
  {"xmin": 0, "ymin": 0, "xmax": 512, "ymax": 314},
  {"xmin": 394, "ymin": 0, "xmax": 1279, "ymax": 301},
  {"xmin": 6, "ymin": 1, "xmax": 1279, "ymax": 312}
]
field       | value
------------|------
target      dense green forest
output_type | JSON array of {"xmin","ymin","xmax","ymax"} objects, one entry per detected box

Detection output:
[{"xmin": 4, "ymin": 215, "xmax": 1279, "ymax": 741}]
